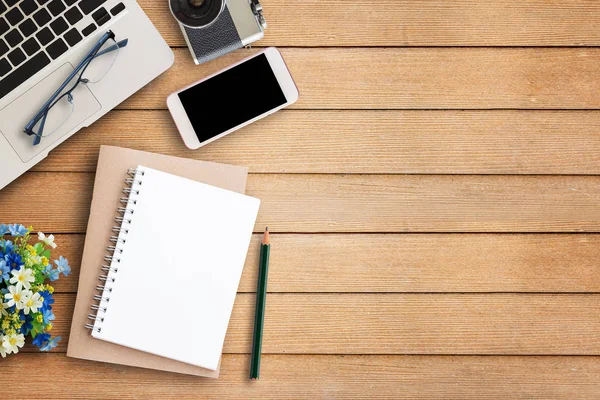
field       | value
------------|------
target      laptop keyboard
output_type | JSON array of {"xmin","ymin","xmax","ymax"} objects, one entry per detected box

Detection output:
[{"xmin": 0, "ymin": 0, "xmax": 126, "ymax": 100}]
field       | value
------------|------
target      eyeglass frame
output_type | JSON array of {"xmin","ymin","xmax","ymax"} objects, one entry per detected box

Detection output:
[{"xmin": 23, "ymin": 30, "xmax": 129, "ymax": 146}]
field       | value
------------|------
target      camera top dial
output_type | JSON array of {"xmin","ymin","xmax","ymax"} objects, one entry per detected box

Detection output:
[{"xmin": 170, "ymin": 0, "xmax": 226, "ymax": 28}]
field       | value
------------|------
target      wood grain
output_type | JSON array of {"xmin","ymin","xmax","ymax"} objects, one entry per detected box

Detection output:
[
  {"xmin": 6, "ymin": 354, "xmax": 600, "ymax": 399},
  {"xmin": 50, "ymin": 234, "xmax": 600, "ymax": 294},
  {"xmin": 34, "ymin": 110, "xmax": 600, "ymax": 175},
  {"xmin": 140, "ymin": 0, "xmax": 600, "ymax": 47},
  {"xmin": 3, "ymin": 0, "xmax": 599, "ymax": 394},
  {"xmin": 31, "ymin": 293, "xmax": 600, "ymax": 354},
  {"xmin": 120, "ymin": 48, "xmax": 600, "ymax": 110},
  {"xmin": 2, "ymin": 173, "xmax": 599, "ymax": 233}
]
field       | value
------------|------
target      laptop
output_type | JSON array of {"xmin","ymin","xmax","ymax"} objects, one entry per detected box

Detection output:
[{"xmin": 0, "ymin": 0, "xmax": 174, "ymax": 190}]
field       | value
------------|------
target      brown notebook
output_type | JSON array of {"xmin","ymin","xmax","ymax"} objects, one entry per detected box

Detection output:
[{"xmin": 66, "ymin": 146, "xmax": 248, "ymax": 377}]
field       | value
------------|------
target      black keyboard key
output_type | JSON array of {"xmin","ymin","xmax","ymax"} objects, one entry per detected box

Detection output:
[
  {"xmin": 50, "ymin": 16, "xmax": 68, "ymax": 35},
  {"xmin": 33, "ymin": 8, "xmax": 52, "ymax": 27},
  {"xmin": 6, "ymin": 8, "xmax": 24, "ymax": 25},
  {"xmin": 0, "ymin": 2, "xmax": 6, "ymax": 14},
  {"xmin": 5, "ymin": 29, "xmax": 24, "ymax": 47},
  {"xmin": 0, "ymin": 40, "xmax": 7, "ymax": 57},
  {"xmin": 0, "ymin": 40, "xmax": 8, "ymax": 57},
  {"xmin": 0, "ymin": 52, "xmax": 50, "ymax": 98},
  {"xmin": 64, "ymin": 7, "xmax": 83, "ymax": 24},
  {"xmin": 0, "ymin": 18, "xmax": 8, "ymax": 36},
  {"xmin": 92, "ymin": 7, "xmax": 110, "ymax": 25},
  {"xmin": 64, "ymin": 0, "xmax": 77, "ymax": 5},
  {"xmin": 5, "ymin": 0, "xmax": 19, "ymax": 6},
  {"xmin": 79, "ymin": 0, "xmax": 106, "ymax": 14},
  {"xmin": 46, "ymin": 38, "xmax": 67, "ymax": 59},
  {"xmin": 81, "ymin": 22, "xmax": 96, "ymax": 36},
  {"xmin": 110, "ymin": 2, "xmax": 125, "ymax": 15},
  {"xmin": 36, "ymin": 0, "xmax": 51, "ymax": 5},
  {"xmin": 47, "ymin": 0, "xmax": 66, "ymax": 16},
  {"xmin": 63, "ymin": 28, "xmax": 82, "ymax": 46},
  {"xmin": 91, "ymin": 7, "xmax": 106, "ymax": 20},
  {"xmin": 7, "ymin": 48, "xmax": 26, "ymax": 66},
  {"xmin": 22, "ymin": 37, "xmax": 40, "ymax": 55},
  {"xmin": 97, "ymin": 12, "xmax": 110, "ymax": 25},
  {"xmin": 36, "ymin": 27, "xmax": 54, "ymax": 45},
  {"xmin": 18, "ymin": 19, "xmax": 38, "ymax": 37},
  {"xmin": 19, "ymin": 0, "xmax": 38, "ymax": 15},
  {"xmin": 0, "ymin": 59, "xmax": 11, "ymax": 77}
]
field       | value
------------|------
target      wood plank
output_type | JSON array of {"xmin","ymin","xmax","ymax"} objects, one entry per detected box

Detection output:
[
  {"xmin": 120, "ymin": 48, "xmax": 600, "ymax": 110},
  {"xmin": 34, "ymin": 110, "xmax": 600, "ymax": 175},
  {"xmin": 5, "ymin": 354, "xmax": 600, "ymax": 399},
  {"xmin": 50, "ymin": 234, "xmax": 600, "ymax": 294},
  {"xmin": 2, "ymin": 173, "xmax": 599, "ymax": 233},
  {"xmin": 34, "ymin": 293, "xmax": 600, "ymax": 354},
  {"xmin": 141, "ymin": 0, "xmax": 600, "ymax": 47}
]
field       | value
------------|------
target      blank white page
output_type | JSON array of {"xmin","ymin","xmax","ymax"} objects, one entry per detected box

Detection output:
[{"xmin": 92, "ymin": 165, "xmax": 260, "ymax": 370}]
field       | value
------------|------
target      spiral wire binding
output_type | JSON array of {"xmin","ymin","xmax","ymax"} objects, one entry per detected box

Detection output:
[{"xmin": 85, "ymin": 168, "xmax": 145, "ymax": 333}]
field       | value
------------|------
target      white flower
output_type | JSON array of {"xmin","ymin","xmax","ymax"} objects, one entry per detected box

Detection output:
[
  {"xmin": 4, "ymin": 285, "xmax": 25, "ymax": 309},
  {"xmin": 2, "ymin": 333, "xmax": 24, "ymax": 354},
  {"xmin": 38, "ymin": 232, "xmax": 57, "ymax": 249},
  {"xmin": 0, "ymin": 337, "xmax": 6, "ymax": 358},
  {"xmin": 22, "ymin": 291, "xmax": 43, "ymax": 315},
  {"xmin": 9, "ymin": 267, "xmax": 34, "ymax": 290}
]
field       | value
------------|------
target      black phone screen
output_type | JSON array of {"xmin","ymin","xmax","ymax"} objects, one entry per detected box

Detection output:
[{"xmin": 177, "ymin": 54, "xmax": 287, "ymax": 143}]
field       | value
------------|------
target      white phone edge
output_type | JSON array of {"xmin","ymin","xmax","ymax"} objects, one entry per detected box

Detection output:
[{"xmin": 166, "ymin": 47, "xmax": 299, "ymax": 150}]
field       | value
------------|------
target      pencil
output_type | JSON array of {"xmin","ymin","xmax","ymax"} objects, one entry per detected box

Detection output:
[{"xmin": 250, "ymin": 227, "xmax": 270, "ymax": 380}]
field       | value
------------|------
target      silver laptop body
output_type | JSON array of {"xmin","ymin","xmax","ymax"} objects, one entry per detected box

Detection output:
[{"xmin": 0, "ymin": 0, "xmax": 173, "ymax": 190}]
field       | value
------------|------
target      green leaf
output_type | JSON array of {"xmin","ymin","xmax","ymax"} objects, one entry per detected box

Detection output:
[
  {"xmin": 30, "ymin": 318, "xmax": 44, "ymax": 337},
  {"xmin": 41, "ymin": 249, "xmax": 51, "ymax": 259},
  {"xmin": 34, "ymin": 270, "xmax": 45, "ymax": 285},
  {"xmin": 33, "ymin": 242, "xmax": 44, "ymax": 255}
]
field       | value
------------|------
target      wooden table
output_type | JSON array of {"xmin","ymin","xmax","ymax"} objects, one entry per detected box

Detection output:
[{"xmin": 3, "ymin": 1, "xmax": 600, "ymax": 398}]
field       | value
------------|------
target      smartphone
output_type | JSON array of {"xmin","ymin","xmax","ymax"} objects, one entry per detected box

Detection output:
[{"xmin": 167, "ymin": 47, "xmax": 299, "ymax": 149}]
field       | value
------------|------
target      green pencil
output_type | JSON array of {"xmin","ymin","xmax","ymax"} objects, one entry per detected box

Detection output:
[{"xmin": 250, "ymin": 227, "xmax": 270, "ymax": 380}]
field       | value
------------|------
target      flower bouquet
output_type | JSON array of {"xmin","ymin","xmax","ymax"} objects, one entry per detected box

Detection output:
[{"xmin": 0, "ymin": 224, "xmax": 70, "ymax": 357}]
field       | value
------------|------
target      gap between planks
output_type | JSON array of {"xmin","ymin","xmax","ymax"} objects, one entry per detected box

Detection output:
[
  {"xmin": 32, "ymin": 293, "xmax": 600, "ymax": 355},
  {"xmin": 32, "ymin": 110, "xmax": 600, "ymax": 175},
  {"xmin": 49, "ymin": 233, "xmax": 600, "ymax": 294}
]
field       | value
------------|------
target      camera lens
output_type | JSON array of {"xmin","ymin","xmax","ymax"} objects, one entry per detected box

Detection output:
[{"xmin": 170, "ymin": 0, "xmax": 225, "ymax": 28}]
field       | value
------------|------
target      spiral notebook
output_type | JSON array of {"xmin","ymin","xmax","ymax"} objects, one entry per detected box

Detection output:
[
  {"xmin": 67, "ymin": 145, "xmax": 253, "ymax": 377},
  {"xmin": 85, "ymin": 165, "xmax": 260, "ymax": 371}
]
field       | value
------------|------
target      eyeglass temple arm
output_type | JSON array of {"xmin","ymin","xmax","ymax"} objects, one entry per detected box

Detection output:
[
  {"xmin": 23, "ymin": 32, "xmax": 114, "ymax": 134},
  {"xmin": 32, "ymin": 112, "xmax": 48, "ymax": 145},
  {"xmin": 94, "ymin": 39, "xmax": 128, "ymax": 59}
]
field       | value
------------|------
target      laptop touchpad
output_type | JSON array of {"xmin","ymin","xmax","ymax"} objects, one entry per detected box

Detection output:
[{"xmin": 0, "ymin": 63, "xmax": 101, "ymax": 163}]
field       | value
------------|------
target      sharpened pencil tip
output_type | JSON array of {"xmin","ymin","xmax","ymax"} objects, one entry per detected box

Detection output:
[{"xmin": 265, "ymin": 226, "xmax": 269, "ymax": 232}]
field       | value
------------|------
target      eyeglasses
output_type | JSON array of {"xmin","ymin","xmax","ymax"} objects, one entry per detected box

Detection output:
[{"xmin": 23, "ymin": 31, "xmax": 128, "ymax": 146}]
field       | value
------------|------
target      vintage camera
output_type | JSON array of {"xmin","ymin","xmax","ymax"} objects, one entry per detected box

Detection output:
[{"xmin": 169, "ymin": 0, "xmax": 267, "ymax": 65}]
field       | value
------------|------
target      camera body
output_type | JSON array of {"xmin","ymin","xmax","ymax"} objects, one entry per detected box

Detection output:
[{"xmin": 170, "ymin": 0, "xmax": 266, "ymax": 65}]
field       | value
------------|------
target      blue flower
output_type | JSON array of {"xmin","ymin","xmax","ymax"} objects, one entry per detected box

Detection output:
[
  {"xmin": 5, "ymin": 253, "xmax": 23, "ymax": 270},
  {"xmin": 39, "ymin": 290, "xmax": 54, "ymax": 312},
  {"xmin": 0, "ymin": 224, "xmax": 8, "ymax": 236},
  {"xmin": 42, "ymin": 309, "xmax": 55, "ymax": 325},
  {"xmin": 54, "ymin": 256, "xmax": 71, "ymax": 276},
  {"xmin": 43, "ymin": 265, "xmax": 60, "ymax": 281},
  {"xmin": 7, "ymin": 224, "xmax": 28, "ymax": 237},
  {"xmin": 32, "ymin": 333, "xmax": 51, "ymax": 348},
  {"xmin": 19, "ymin": 312, "xmax": 33, "ymax": 335},
  {"xmin": 39, "ymin": 336, "xmax": 61, "ymax": 351},
  {"xmin": 0, "ymin": 239, "xmax": 13, "ymax": 257},
  {"xmin": 0, "ymin": 259, "xmax": 9, "ymax": 281}
]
